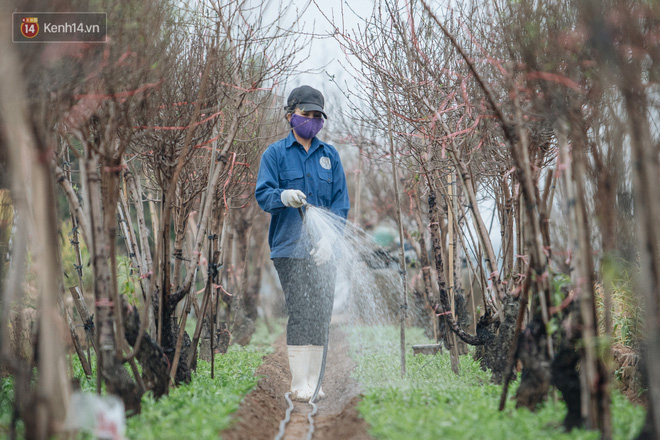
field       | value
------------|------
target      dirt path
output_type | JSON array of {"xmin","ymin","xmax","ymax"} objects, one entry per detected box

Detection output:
[{"xmin": 221, "ymin": 325, "xmax": 372, "ymax": 440}]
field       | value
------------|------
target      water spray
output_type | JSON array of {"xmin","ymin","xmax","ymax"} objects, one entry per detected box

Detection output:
[
  {"xmin": 276, "ymin": 200, "xmax": 412, "ymax": 438},
  {"xmin": 274, "ymin": 200, "xmax": 330, "ymax": 440},
  {"xmin": 298, "ymin": 200, "xmax": 329, "ymax": 407}
]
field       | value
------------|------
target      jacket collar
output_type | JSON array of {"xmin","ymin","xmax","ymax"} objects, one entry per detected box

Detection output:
[{"xmin": 285, "ymin": 131, "xmax": 324, "ymax": 155}]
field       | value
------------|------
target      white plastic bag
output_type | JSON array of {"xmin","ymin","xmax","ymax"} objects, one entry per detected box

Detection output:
[{"xmin": 64, "ymin": 391, "xmax": 126, "ymax": 440}]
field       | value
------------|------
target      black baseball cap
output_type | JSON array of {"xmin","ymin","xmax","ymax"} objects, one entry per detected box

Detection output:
[{"xmin": 285, "ymin": 85, "xmax": 327, "ymax": 119}]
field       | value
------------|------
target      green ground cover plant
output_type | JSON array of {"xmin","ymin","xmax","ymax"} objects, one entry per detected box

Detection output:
[
  {"xmin": 349, "ymin": 326, "xmax": 645, "ymax": 440},
  {"xmin": 0, "ymin": 319, "xmax": 280, "ymax": 440},
  {"xmin": 0, "ymin": 375, "xmax": 24, "ymax": 438},
  {"xmin": 126, "ymin": 319, "xmax": 281, "ymax": 440},
  {"xmin": 126, "ymin": 346, "xmax": 263, "ymax": 440}
]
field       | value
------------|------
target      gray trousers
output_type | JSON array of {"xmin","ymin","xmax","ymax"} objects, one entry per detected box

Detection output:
[{"xmin": 273, "ymin": 258, "xmax": 336, "ymax": 346}]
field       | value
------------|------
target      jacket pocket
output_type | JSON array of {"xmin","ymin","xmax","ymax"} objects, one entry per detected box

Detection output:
[
  {"xmin": 281, "ymin": 169, "xmax": 304, "ymax": 190},
  {"xmin": 317, "ymin": 169, "xmax": 332, "ymax": 203}
]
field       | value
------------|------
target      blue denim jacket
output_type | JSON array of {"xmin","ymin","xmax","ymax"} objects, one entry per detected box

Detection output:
[{"xmin": 255, "ymin": 131, "xmax": 350, "ymax": 258}]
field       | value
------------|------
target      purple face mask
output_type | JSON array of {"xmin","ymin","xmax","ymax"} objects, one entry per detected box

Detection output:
[{"xmin": 290, "ymin": 114, "xmax": 324, "ymax": 139}]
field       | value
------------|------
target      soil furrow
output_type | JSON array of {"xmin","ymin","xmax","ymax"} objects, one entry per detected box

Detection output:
[{"xmin": 221, "ymin": 325, "xmax": 371, "ymax": 440}]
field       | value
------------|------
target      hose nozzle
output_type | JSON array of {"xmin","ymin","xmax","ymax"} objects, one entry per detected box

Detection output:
[{"xmin": 298, "ymin": 200, "xmax": 310, "ymax": 220}]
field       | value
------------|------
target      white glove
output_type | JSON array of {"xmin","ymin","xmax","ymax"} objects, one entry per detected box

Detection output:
[
  {"xmin": 281, "ymin": 189, "xmax": 307, "ymax": 208},
  {"xmin": 310, "ymin": 236, "xmax": 334, "ymax": 266}
]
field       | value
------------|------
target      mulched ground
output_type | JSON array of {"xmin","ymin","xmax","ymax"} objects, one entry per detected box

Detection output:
[{"xmin": 220, "ymin": 325, "xmax": 372, "ymax": 440}]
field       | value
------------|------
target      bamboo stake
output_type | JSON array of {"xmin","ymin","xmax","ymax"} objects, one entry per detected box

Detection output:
[
  {"xmin": 149, "ymin": 192, "xmax": 163, "ymax": 344},
  {"xmin": 60, "ymin": 295, "xmax": 92, "ymax": 377},
  {"xmin": 118, "ymin": 187, "xmax": 143, "ymax": 283},
  {"xmin": 69, "ymin": 286, "xmax": 98, "ymax": 353},
  {"xmin": 158, "ymin": 192, "xmax": 172, "ymax": 347},
  {"xmin": 210, "ymin": 281, "xmax": 216, "ymax": 379},
  {"xmin": 54, "ymin": 164, "xmax": 91, "ymax": 250},
  {"xmin": 148, "ymin": 193, "xmax": 160, "ymax": 261},
  {"xmin": 469, "ymin": 272, "xmax": 477, "ymax": 334},
  {"xmin": 446, "ymin": 171, "xmax": 460, "ymax": 373},
  {"xmin": 171, "ymin": 206, "xmax": 188, "ymax": 291},
  {"xmin": 447, "ymin": 173, "xmax": 456, "ymax": 317},
  {"xmin": 516, "ymin": 190, "xmax": 523, "ymax": 279},
  {"xmin": 185, "ymin": 215, "xmax": 202, "ymax": 319},
  {"xmin": 500, "ymin": 179, "xmax": 515, "ymax": 282},
  {"xmin": 210, "ymin": 211, "xmax": 229, "ymax": 376}
]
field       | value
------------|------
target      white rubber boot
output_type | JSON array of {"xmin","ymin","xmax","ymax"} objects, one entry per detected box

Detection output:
[
  {"xmin": 287, "ymin": 345, "xmax": 313, "ymax": 401},
  {"xmin": 308, "ymin": 345, "xmax": 326, "ymax": 399}
]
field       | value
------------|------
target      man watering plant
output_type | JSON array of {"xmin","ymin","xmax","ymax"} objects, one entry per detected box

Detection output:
[{"xmin": 255, "ymin": 85, "xmax": 350, "ymax": 401}]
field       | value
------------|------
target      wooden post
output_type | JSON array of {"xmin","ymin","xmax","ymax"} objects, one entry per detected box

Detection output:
[
  {"xmin": 446, "ymin": 172, "xmax": 460, "ymax": 374},
  {"xmin": 447, "ymin": 173, "xmax": 455, "ymax": 317}
]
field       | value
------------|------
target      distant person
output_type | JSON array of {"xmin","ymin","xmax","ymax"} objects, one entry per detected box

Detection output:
[{"xmin": 255, "ymin": 85, "xmax": 350, "ymax": 400}]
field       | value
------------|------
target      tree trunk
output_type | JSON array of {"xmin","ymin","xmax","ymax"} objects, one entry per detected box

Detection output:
[
  {"xmin": 621, "ymin": 66, "xmax": 660, "ymax": 440},
  {"xmin": 121, "ymin": 297, "xmax": 169, "ymax": 398},
  {"xmin": 413, "ymin": 186, "xmax": 439, "ymax": 339},
  {"xmin": 0, "ymin": 34, "xmax": 71, "ymax": 437},
  {"xmin": 428, "ymin": 187, "xmax": 452, "ymax": 350},
  {"xmin": 84, "ymin": 148, "xmax": 141, "ymax": 412}
]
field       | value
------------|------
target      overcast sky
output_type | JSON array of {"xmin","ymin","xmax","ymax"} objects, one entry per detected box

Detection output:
[{"xmin": 256, "ymin": 0, "xmax": 376, "ymax": 103}]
